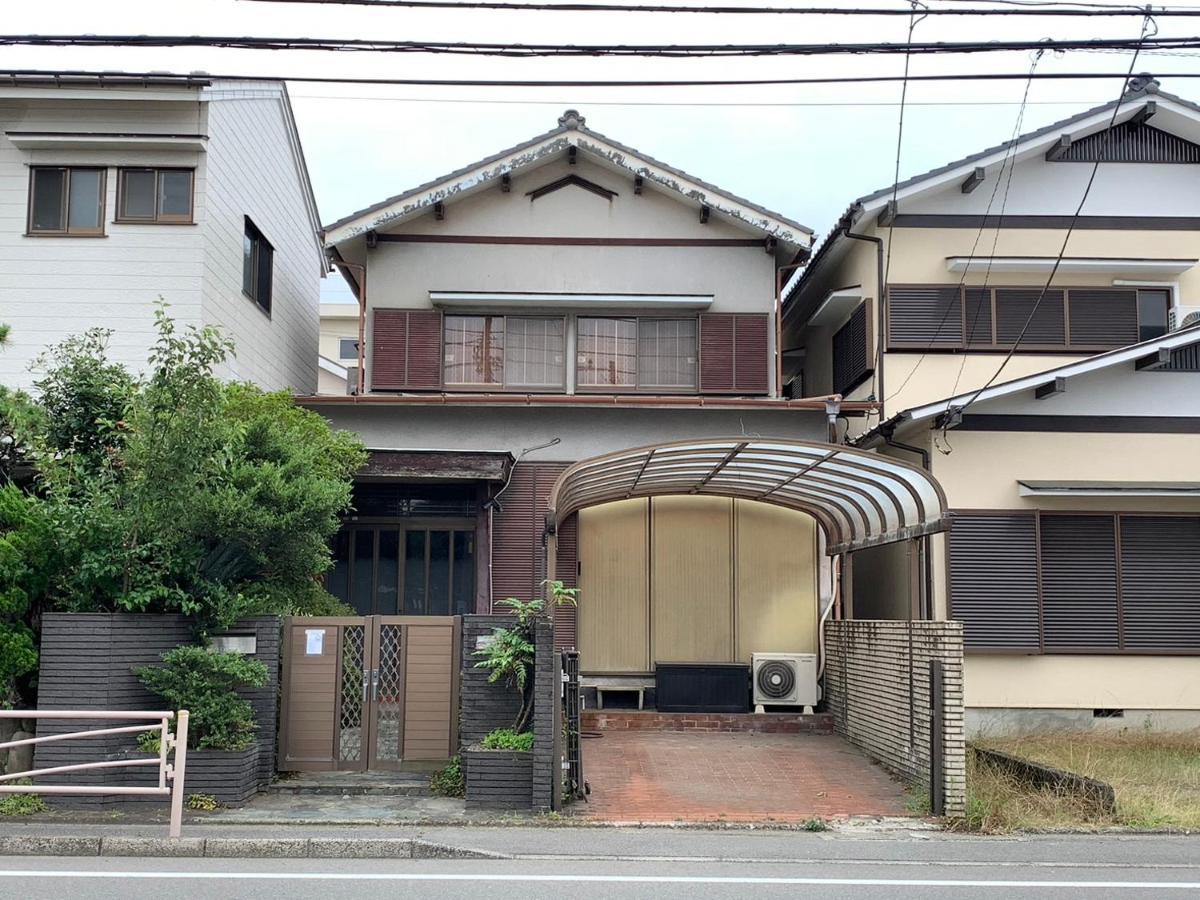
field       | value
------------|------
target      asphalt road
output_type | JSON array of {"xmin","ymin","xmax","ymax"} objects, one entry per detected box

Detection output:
[{"xmin": 5, "ymin": 840, "xmax": 1200, "ymax": 900}]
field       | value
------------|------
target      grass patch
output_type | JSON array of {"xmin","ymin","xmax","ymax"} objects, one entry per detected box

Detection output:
[
  {"xmin": 0, "ymin": 781, "xmax": 48, "ymax": 817},
  {"xmin": 962, "ymin": 730, "xmax": 1200, "ymax": 832}
]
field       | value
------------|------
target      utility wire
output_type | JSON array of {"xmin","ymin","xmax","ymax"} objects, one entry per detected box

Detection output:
[
  {"xmin": 2, "ymin": 66, "xmax": 1193, "ymax": 89},
  {"xmin": 235, "ymin": 0, "xmax": 1200, "ymax": 16},
  {"xmin": 4, "ymin": 33, "xmax": 1200, "ymax": 57},
  {"xmin": 944, "ymin": 11, "xmax": 1158, "ymax": 437},
  {"xmin": 883, "ymin": 46, "xmax": 1042, "ymax": 404}
]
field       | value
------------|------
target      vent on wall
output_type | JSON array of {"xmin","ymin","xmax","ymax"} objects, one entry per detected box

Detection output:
[{"xmin": 1053, "ymin": 122, "xmax": 1200, "ymax": 164}]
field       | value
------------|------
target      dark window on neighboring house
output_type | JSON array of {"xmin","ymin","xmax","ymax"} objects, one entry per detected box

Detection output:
[
  {"xmin": 28, "ymin": 167, "xmax": 105, "ymax": 235},
  {"xmin": 831, "ymin": 301, "xmax": 871, "ymax": 395},
  {"xmin": 443, "ymin": 315, "xmax": 565, "ymax": 389},
  {"xmin": 338, "ymin": 338, "xmax": 359, "ymax": 360},
  {"xmin": 949, "ymin": 511, "xmax": 1200, "ymax": 653},
  {"xmin": 577, "ymin": 317, "xmax": 697, "ymax": 391},
  {"xmin": 116, "ymin": 168, "xmax": 194, "ymax": 224},
  {"xmin": 242, "ymin": 217, "xmax": 273, "ymax": 314},
  {"xmin": 888, "ymin": 286, "xmax": 1158, "ymax": 352}
]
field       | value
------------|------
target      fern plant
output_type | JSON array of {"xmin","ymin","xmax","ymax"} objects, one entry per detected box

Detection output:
[{"xmin": 473, "ymin": 581, "xmax": 577, "ymax": 734}]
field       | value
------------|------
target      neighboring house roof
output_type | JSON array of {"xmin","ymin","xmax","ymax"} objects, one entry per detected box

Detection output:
[
  {"xmin": 857, "ymin": 325, "xmax": 1200, "ymax": 446},
  {"xmin": 323, "ymin": 109, "xmax": 813, "ymax": 253},
  {"xmin": 785, "ymin": 79, "xmax": 1200, "ymax": 311}
]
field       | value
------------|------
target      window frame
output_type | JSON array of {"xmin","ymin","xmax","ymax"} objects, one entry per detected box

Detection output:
[
  {"xmin": 26, "ymin": 166, "xmax": 107, "ymax": 237},
  {"xmin": 114, "ymin": 167, "xmax": 195, "ymax": 225},
  {"xmin": 441, "ymin": 313, "xmax": 567, "ymax": 392},
  {"xmin": 242, "ymin": 217, "xmax": 274, "ymax": 316},
  {"xmin": 947, "ymin": 509, "xmax": 1200, "ymax": 656},
  {"xmin": 886, "ymin": 284, "xmax": 1158, "ymax": 354},
  {"xmin": 575, "ymin": 315, "xmax": 700, "ymax": 394}
]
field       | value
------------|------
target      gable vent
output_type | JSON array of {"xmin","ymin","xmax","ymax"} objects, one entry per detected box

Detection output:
[{"xmin": 1056, "ymin": 122, "xmax": 1200, "ymax": 164}]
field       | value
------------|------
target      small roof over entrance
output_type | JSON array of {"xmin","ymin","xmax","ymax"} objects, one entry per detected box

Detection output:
[{"xmin": 546, "ymin": 437, "xmax": 949, "ymax": 555}]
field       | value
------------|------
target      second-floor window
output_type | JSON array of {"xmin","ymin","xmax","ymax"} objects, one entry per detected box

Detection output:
[
  {"xmin": 28, "ymin": 167, "xmax": 105, "ymax": 236},
  {"xmin": 443, "ymin": 315, "xmax": 565, "ymax": 389},
  {"xmin": 339, "ymin": 338, "xmax": 360, "ymax": 360},
  {"xmin": 116, "ymin": 168, "xmax": 194, "ymax": 224},
  {"xmin": 577, "ymin": 317, "xmax": 697, "ymax": 390},
  {"xmin": 242, "ymin": 217, "xmax": 273, "ymax": 315}
]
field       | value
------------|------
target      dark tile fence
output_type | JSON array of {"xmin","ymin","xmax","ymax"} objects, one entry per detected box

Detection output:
[{"xmin": 33, "ymin": 613, "xmax": 280, "ymax": 806}]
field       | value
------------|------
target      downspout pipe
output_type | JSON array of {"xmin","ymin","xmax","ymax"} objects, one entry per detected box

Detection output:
[
  {"xmin": 879, "ymin": 416, "xmax": 934, "ymax": 619},
  {"xmin": 839, "ymin": 207, "xmax": 886, "ymax": 420}
]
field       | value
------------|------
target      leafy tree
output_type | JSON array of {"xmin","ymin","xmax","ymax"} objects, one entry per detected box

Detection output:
[{"xmin": 0, "ymin": 487, "xmax": 51, "ymax": 707}]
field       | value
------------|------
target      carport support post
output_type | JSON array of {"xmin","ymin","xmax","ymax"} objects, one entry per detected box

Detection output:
[{"xmin": 930, "ymin": 659, "xmax": 946, "ymax": 817}]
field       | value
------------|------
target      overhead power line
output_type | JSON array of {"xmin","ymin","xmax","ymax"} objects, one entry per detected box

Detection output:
[
  {"xmin": 236, "ymin": 0, "xmax": 1200, "ymax": 17},
  {"xmin": 4, "ymin": 33, "xmax": 1200, "ymax": 57},
  {"xmin": 3, "ymin": 66, "xmax": 1194, "ymax": 89}
]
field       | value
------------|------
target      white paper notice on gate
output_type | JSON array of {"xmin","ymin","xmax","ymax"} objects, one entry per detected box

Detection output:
[{"xmin": 305, "ymin": 628, "xmax": 325, "ymax": 656}]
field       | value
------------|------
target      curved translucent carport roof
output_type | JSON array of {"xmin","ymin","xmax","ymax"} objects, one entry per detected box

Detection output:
[{"xmin": 546, "ymin": 437, "xmax": 949, "ymax": 555}]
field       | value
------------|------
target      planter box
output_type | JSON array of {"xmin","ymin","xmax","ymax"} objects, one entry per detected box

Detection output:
[
  {"xmin": 463, "ymin": 746, "xmax": 533, "ymax": 811},
  {"xmin": 120, "ymin": 744, "xmax": 260, "ymax": 806}
]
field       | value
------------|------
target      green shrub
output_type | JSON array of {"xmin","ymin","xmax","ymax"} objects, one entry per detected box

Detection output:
[
  {"xmin": 481, "ymin": 728, "xmax": 534, "ymax": 752},
  {"xmin": 135, "ymin": 730, "xmax": 161, "ymax": 755},
  {"xmin": 0, "ymin": 781, "xmax": 47, "ymax": 816},
  {"xmin": 134, "ymin": 646, "xmax": 267, "ymax": 751},
  {"xmin": 187, "ymin": 793, "xmax": 219, "ymax": 812},
  {"xmin": 430, "ymin": 755, "xmax": 465, "ymax": 798}
]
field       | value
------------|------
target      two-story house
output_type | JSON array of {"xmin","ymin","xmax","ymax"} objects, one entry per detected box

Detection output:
[
  {"xmin": 784, "ymin": 77, "xmax": 1200, "ymax": 734},
  {"xmin": 0, "ymin": 75, "xmax": 324, "ymax": 392},
  {"xmin": 303, "ymin": 110, "xmax": 948, "ymax": 703}
]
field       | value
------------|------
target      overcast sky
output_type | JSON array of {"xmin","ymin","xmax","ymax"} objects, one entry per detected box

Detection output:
[{"xmin": 6, "ymin": 0, "xmax": 1200, "ymax": 301}]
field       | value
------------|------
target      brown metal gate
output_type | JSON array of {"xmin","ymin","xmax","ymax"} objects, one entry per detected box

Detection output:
[{"xmin": 278, "ymin": 616, "xmax": 461, "ymax": 771}]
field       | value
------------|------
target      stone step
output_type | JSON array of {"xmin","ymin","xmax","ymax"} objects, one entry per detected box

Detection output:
[
  {"xmin": 582, "ymin": 710, "xmax": 835, "ymax": 735},
  {"xmin": 268, "ymin": 773, "xmax": 432, "ymax": 797}
]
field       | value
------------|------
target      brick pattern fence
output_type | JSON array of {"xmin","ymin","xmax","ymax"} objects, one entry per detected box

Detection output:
[
  {"xmin": 823, "ymin": 620, "xmax": 965, "ymax": 817},
  {"xmin": 460, "ymin": 614, "xmax": 560, "ymax": 812},
  {"xmin": 33, "ymin": 613, "xmax": 280, "ymax": 805}
]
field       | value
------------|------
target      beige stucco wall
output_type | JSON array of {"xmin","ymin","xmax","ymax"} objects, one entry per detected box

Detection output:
[
  {"xmin": 319, "ymin": 303, "xmax": 359, "ymax": 362},
  {"xmin": 966, "ymin": 655, "xmax": 1200, "ymax": 711}
]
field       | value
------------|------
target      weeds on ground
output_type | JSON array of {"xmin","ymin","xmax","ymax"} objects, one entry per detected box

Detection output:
[
  {"xmin": 959, "ymin": 728, "xmax": 1200, "ymax": 832},
  {"xmin": 187, "ymin": 793, "xmax": 220, "ymax": 812},
  {"xmin": 430, "ymin": 756, "xmax": 465, "ymax": 798},
  {"xmin": 0, "ymin": 781, "xmax": 47, "ymax": 816},
  {"xmin": 800, "ymin": 817, "xmax": 829, "ymax": 832}
]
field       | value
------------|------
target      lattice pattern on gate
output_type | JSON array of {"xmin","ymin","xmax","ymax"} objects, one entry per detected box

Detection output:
[{"xmin": 340, "ymin": 624, "xmax": 365, "ymax": 763}]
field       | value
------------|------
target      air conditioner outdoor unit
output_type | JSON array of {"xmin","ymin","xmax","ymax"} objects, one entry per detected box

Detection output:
[
  {"xmin": 1170, "ymin": 306, "xmax": 1200, "ymax": 331},
  {"xmin": 751, "ymin": 652, "xmax": 818, "ymax": 714}
]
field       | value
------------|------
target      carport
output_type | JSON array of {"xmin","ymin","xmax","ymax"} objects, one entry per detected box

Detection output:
[{"xmin": 540, "ymin": 437, "xmax": 960, "ymax": 821}]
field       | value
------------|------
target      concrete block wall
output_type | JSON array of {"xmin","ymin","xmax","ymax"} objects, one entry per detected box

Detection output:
[
  {"xmin": 823, "ymin": 619, "xmax": 966, "ymax": 817},
  {"xmin": 459, "ymin": 615, "xmax": 523, "ymax": 746},
  {"xmin": 33, "ymin": 613, "xmax": 281, "ymax": 806}
]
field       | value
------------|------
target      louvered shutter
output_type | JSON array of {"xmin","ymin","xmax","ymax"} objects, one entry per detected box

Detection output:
[
  {"xmin": 699, "ymin": 313, "xmax": 735, "ymax": 392},
  {"xmin": 831, "ymin": 302, "xmax": 870, "ymax": 395},
  {"xmin": 553, "ymin": 513, "xmax": 579, "ymax": 651},
  {"xmin": 370, "ymin": 309, "xmax": 443, "ymax": 391},
  {"xmin": 699, "ymin": 313, "xmax": 770, "ymax": 394},
  {"xmin": 1067, "ymin": 289, "xmax": 1138, "ymax": 348},
  {"xmin": 995, "ymin": 289, "xmax": 1066, "ymax": 347},
  {"xmin": 490, "ymin": 462, "xmax": 569, "ymax": 609},
  {"xmin": 964, "ymin": 288, "xmax": 994, "ymax": 346},
  {"xmin": 948, "ymin": 513, "xmax": 1040, "ymax": 650},
  {"xmin": 1119, "ymin": 516, "xmax": 1200, "ymax": 651},
  {"xmin": 886, "ymin": 286, "xmax": 963, "ymax": 347},
  {"xmin": 733, "ymin": 314, "xmax": 770, "ymax": 394},
  {"xmin": 1040, "ymin": 515, "xmax": 1119, "ymax": 651}
]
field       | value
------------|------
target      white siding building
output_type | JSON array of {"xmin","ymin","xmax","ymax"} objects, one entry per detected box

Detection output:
[{"xmin": 0, "ymin": 76, "xmax": 324, "ymax": 392}]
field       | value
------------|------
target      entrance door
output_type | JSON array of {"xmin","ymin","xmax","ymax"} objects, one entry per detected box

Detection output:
[{"xmin": 278, "ymin": 616, "xmax": 461, "ymax": 771}]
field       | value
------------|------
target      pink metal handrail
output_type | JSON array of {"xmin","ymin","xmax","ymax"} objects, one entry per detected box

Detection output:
[{"xmin": 0, "ymin": 709, "xmax": 189, "ymax": 838}]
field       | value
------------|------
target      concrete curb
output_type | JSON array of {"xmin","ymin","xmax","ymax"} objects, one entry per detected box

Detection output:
[{"xmin": 0, "ymin": 835, "xmax": 509, "ymax": 860}]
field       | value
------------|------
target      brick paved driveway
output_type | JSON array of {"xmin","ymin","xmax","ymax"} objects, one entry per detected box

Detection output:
[{"xmin": 576, "ymin": 730, "xmax": 911, "ymax": 823}]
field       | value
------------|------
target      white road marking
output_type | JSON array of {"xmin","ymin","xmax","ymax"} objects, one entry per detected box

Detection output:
[{"xmin": 0, "ymin": 871, "xmax": 1198, "ymax": 889}]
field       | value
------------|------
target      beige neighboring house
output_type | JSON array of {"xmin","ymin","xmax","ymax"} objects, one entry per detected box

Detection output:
[
  {"xmin": 785, "ymin": 77, "xmax": 1200, "ymax": 734},
  {"xmin": 0, "ymin": 75, "xmax": 324, "ymax": 392},
  {"xmin": 318, "ymin": 301, "xmax": 360, "ymax": 394}
]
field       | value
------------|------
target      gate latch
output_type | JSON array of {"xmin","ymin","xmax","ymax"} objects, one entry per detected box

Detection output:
[
  {"xmin": 361, "ymin": 669, "xmax": 369, "ymax": 701},
  {"xmin": 371, "ymin": 668, "xmax": 380, "ymax": 702}
]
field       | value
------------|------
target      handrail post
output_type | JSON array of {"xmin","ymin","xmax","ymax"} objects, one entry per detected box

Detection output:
[{"xmin": 168, "ymin": 710, "xmax": 189, "ymax": 839}]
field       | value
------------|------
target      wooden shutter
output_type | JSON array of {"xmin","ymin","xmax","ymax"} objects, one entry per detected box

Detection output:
[
  {"xmin": 964, "ymin": 288, "xmax": 994, "ymax": 346},
  {"xmin": 831, "ymin": 302, "xmax": 871, "ymax": 395},
  {"xmin": 700, "ymin": 313, "xmax": 769, "ymax": 394},
  {"xmin": 1067, "ymin": 289, "xmax": 1138, "ymax": 348},
  {"xmin": 370, "ymin": 309, "xmax": 443, "ymax": 390},
  {"xmin": 1040, "ymin": 514, "xmax": 1119, "ymax": 651},
  {"xmin": 995, "ymin": 289, "xmax": 1066, "ymax": 347},
  {"xmin": 948, "ymin": 512, "xmax": 1040, "ymax": 650},
  {"xmin": 1119, "ymin": 516, "xmax": 1200, "ymax": 651},
  {"xmin": 886, "ymin": 286, "xmax": 963, "ymax": 348},
  {"xmin": 553, "ymin": 513, "xmax": 579, "ymax": 651},
  {"xmin": 490, "ymin": 462, "xmax": 569, "ymax": 609}
]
